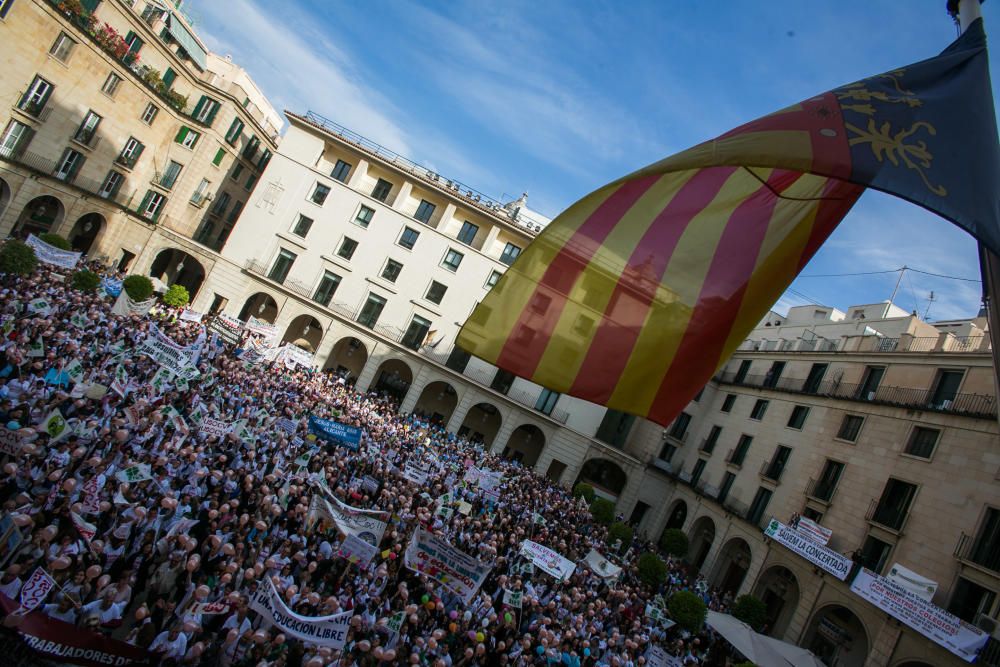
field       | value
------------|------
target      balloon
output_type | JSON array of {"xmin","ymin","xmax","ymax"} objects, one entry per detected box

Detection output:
[
  {"xmin": 467, "ymin": 631, "xmax": 477, "ymax": 641},
  {"xmin": 182, "ymin": 620, "xmax": 198, "ymax": 633},
  {"xmin": 11, "ymin": 514, "xmax": 31, "ymax": 528},
  {"xmin": 504, "ymin": 612, "xmax": 513, "ymax": 623},
  {"xmin": 96, "ymin": 574, "xmax": 111, "ymax": 591},
  {"xmin": 2, "ymin": 463, "xmax": 15, "ymax": 476},
  {"xmin": 476, "ymin": 632, "xmax": 485, "ymax": 642},
  {"xmin": 449, "ymin": 622, "xmax": 457, "ymax": 633},
  {"xmin": 135, "ymin": 605, "xmax": 149, "ymax": 621},
  {"xmin": 85, "ymin": 565, "xmax": 101, "ymax": 580},
  {"xmin": 449, "ymin": 610, "xmax": 458, "ymax": 620},
  {"xmin": 50, "ymin": 556, "xmax": 71, "ymax": 571},
  {"xmin": 421, "ymin": 594, "xmax": 429, "ymax": 604},
  {"xmin": 425, "ymin": 601, "xmax": 435, "ymax": 610}
]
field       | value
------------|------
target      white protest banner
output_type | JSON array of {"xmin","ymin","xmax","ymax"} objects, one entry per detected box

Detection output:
[
  {"xmin": 200, "ymin": 417, "xmax": 232, "ymax": 438},
  {"xmin": 795, "ymin": 516, "xmax": 833, "ymax": 545},
  {"xmin": 245, "ymin": 317, "xmax": 278, "ymax": 339},
  {"xmin": 385, "ymin": 611, "xmax": 405, "ymax": 649},
  {"xmin": 502, "ymin": 588, "xmax": 522, "ymax": 608},
  {"xmin": 886, "ymin": 562, "xmax": 939, "ymax": 602},
  {"xmin": 110, "ymin": 292, "xmax": 154, "ymax": 317},
  {"xmin": 40, "ymin": 410, "xmax": 69, "ymax": 442},
  {"xmin": 116, "ymin": 463, "xmax": 153, "ymax": 483},
  {"xmin": 70, "ymin": 512, "xmax": 96, "ymax": 543},
  {"xmin": 764, "ymin": 518, "xmax": 851, "ymax": 580},
  {"xmin": 404, "ymin": 528, "xmax": 493, "ymax": 604},
  {"xmin": 27, "ymin": 298, "xmax": 53, "ymax": 316},
  {"xmin": 179, "ymin": 309, "xmax": 203, "ymax": 323},
  {"xmin": 139, "ymin": 324, "xmax": 201, "ymax": 380},
  {"xmin": 644, "ymin": 604, "xmax": 676, "ymax": 629},
  {"xmin": 402, "ymin": 461, "xmax": 431, "ymax": 485},
  {"xmin": 0, "ymin": 429, "xmax": 22, "ymax": 457},
  {"xmin": 189, "ymin": 600, "xmax": 230, "ymax": 615},
  {"xmin": 476, "ymin": 469, "xmax": 503, "ymax": 492},
  {"xmin": 25, "ymin": 234, "xmax": 80, "ymax": 269},
  {"xmin": 519, "ymin": 540, "xmax": 576, "ymax": 581},
  {"xmin": 249, "ymin": 579, "xmax": 351, "ymax": 647},
  {"xmin": 275, "ymin": 344, "xmax": 314, "ymax": 370},
  {"xmin": 583, "ymin": 549, "xmax": 622, "ymax": 580},
  {"xmin": 644, "ymin": 645, "xmax": 683, "ymax": 667},
  {"xmin": 337, "ymin": 533, "xmax": 379, "ymax": 569},
  {"xmin": 309, "ymin": 493, "xmax": 387, "ymax": 545},
  {"xmin": 207, "ymin": 314, "xmax": 244, "ymax": 346},
  {"xmin": 851, "ymin": 568, "xmax": 987, "ymax": 662},
  {"xmin": 17, "ymin": 567, "xmax": 56, "ymax": 614}
]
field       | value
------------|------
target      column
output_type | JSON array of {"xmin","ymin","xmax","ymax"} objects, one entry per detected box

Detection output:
[
  {"xmin": 354, "ymin": 345, "xmax": 385, "ymax": 393},
  {"xmin": 391, "ymin": 182, "xmax": 412, "ymax": 211},
  {"xmin": 399, "ymin": 364, "xmax": 436, "ymax": 414},
  {"xmin": 490, "ymin": 419, "xmax": 517, "ymax": 455},
  {"xmin": 865, "ymin": 616, "xmax": 902, "ymax": 667},
  {"xmin": 347, "ymin": 160, "xmax": 369, "ymax": 190},
  {"xmin": 446, "ymin": 389, "xmax": 480, "ymax": 434}
]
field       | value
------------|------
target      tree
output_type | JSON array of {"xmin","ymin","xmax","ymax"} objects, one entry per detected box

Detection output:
[
  {"xmin": 636, "ymin": 552, "xmax": 667, "ymax": 588},
  {"xmin": 589, "ymin": 497, "xmax": 615, "ymax": 526},
  {"xmin": 162, "ymin": 284, "xmax": 190, "ymax": 308},
  {"xmin": 572, "ymin": 483, "xmax": 595, "ymax": 503},
  {"xmin": 660, "ymin": 528, "xmax": 689, "ymax": 558},
  {"xmin": 732, "ymin": 594, "xmax": 768, "ymax": 632},
  {"xmin": 123, "ymin": 275, "xmax": 153, "ymax": 301},
  {"xmin": 606, "ymin": 521, "xmax": 633, "ymax": 550},
  {"xmin": 38, "ymin": 233, "xmax": 72, "ymax": 250},
  {"xmin": 668, "ymin": 590, "xmax": 707, "ymax": 633},
  {"xmin": 71, "ymin": 269, "xmax": 100, "ymax": 292},
  {"xmin": 0, "ymin": 241, "xmax": 38, "ymax": 275}
]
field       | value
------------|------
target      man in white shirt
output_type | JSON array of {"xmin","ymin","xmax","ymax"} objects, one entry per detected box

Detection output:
[{"xmin": 150, "ymin": 625, "xmax": 188, "ymax": 661}]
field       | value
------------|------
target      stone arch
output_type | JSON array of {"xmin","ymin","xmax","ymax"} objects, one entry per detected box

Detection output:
[
  {"xmin": 14, "ymin": 195, "xmax": 64, "ymax": 238},
  {"xmin": 0, "ymin": 178, "xmax": 11, "ymax": 221},
  {"xmin": 802, "ymin": 604, "xmax": 870, "ymax": 667},
  {"xmin": 664, "ymin": 499, "xmax": 688, "ymax": 531},
  {"xmin": 574, "ymin": 458, "xmax": 628, "ymax": 499},
  {"xmin": 753, "ymin": 565, "xmax": 800, "ymax": 638},
  {"xmin": 413, "ymin": 380, "xmax": 459, "ymax": 426},
  {"xmin": 281, "ymin": 314, "xmax": 322, "ymax": 352},
  {"xmin": 67, "ymin": 212, "xmax": 106, "ymax": 255},
  {"xmin": 149, "ymin": 248, "xmax": 206, "ymax": 299},
  {"xmin": 323, "ymin": 337, "xmax": 368, "ymax": 383},
  {"xmin": 372, "ymin": 358, "xmax": 413, "ymax": 403},
  {"xmin": 688, "ymin": 515, "xmax": 716, "ymax": 570},
  {"xmin": 458, "ymin": 403, "xmax": 503, "ymax": 447},
  {"xmin": 239, "ymin": 292, "xmax": 280, "ymax": 323},
  {"xmin": 712, "ymin": 537, "xmax": 753, "ymax": 595},
  {"xmin": 504, "ymin": 423, "xmax": 545, "ymax": 467}
]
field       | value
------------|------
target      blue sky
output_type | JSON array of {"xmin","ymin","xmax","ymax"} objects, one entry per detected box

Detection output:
[{"xmin": 191, "ymin": 0, "xmax": 993, "ymax": 321}]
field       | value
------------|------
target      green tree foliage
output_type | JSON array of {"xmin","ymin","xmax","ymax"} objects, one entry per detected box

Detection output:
[
  {"xmin": 668, "ymin": 590, "xmax": 707, "ymax": 632},
  {"xmin": 732, "ymin": 594, "xmax": 769, "ymax": 632},
  {"xmin": 637, "ymin": 552, "xmax": 668, "ymax": 588},
  {"xmin": 38, "ymin": 233, "xmax": 72, "ymax": 250},
  {"xmin": 71, "ymin": 270, "xmax": 100, "ymax": 292},
  {"xmin": 589, "ymin": 497, "xmax": 615, "ymax": 526},
  {"xmin": 572, "ymin": 483, "xmax": 595, "ymax": 503},
  {"xmin": 123, "ymin": 275, "xmax": 154, "ymax": 301},
  {"xmin": 162, "ymin": 284, "xmax": 190, "ymax": 308},
  {"xmin": 607, "ymin": 521, "xmax": 634, "ymax": 550},
  {"xmin": 0, "ymin": 241, "xmax": 38, "ymax": 276},
  {"xmin": 660, "ymin": 528, "xmax": 689, "ymax": 558}
]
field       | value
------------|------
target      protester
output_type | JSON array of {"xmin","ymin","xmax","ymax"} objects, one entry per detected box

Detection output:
[{"xmin": 0, "ymin": 261, "xmax": 742, "ymax": 666}]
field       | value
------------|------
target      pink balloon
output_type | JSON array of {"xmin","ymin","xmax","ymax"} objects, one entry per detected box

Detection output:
[
  {"xmin": 11, "ymin": 514, "xmax": 31, "ymax": 528},
  {"xmin": 2, "ymin": 463, "xmax": 16, "ymax": 476},
  {"xmin": 135, "ymin": 605, "xmax": 149, "ymax": 621},
  {"xmin": 85, "ymin": 565, "xmax": 101, "ymax": 580},
  {"xmin": 96, "ymin": 574, "xmax": 111, "ymax": 591},
  {"xmin": 50, "ymin": 556, "xmax": 71, "ymax": 571}
]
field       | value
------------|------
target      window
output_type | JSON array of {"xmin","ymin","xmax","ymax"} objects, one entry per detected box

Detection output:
[
  {"xmin": 54, "ymin": 148, "xmax": 84, "ymax": 182},
  {"xmin": 211, "ymin": 192, "xmax": 231, "ymax": 217},
  {"xmin": 762, "ymin": 361, "xmax": 785, "ymax": 388},
  {"xmin": 398, "ymin": 227, "xmax": 419, "ymax": 250},
  {"xmin": 857, "ymin": 535, "xmax": 893, "ymax": 574},
  {"xmin": 0, "ymin": 120, "xmax": 33, "ymax": 155},
  {"xmin": 668, "ymin": 412, "xmax": 691, "ymax": 440},
  {"xmin": 74, "ymin": 110, "xmax": 101, "ymax": 145},
  {"xmin": 381, "ymin": 259, "xmax": 403, "ymax": 283},
  {"xmin": 750, "ymin": 399, "xmax": 769, "ymax": 421},
  {"xmin": 871, "ymin": 478, "xmax": 918, "ymax": 531},
  {"xmin": 117, "ymin": 137, "xmax": 144, "ymax": 168},
  {"xmin": 535, "ymin": 388, "xmax": 560, "ymax": 415},
  {"xmin": 19, "ymin": 75, "xmax": 52, "ymax": 116},
  {"xmin": 970, "ymin": 508, "xmax": 1000, "ymax": 573},
  {"xmin": 490, "ymin": 370, "xmax": 516, "ymax": 395},
  {"xmin": 836, "ymin": 414, "xmax": 864, "ymax": 442},
  {"xmin": 764, "ymin": 445, "xmax": 792, "ymax": 481},
  {"xmin": 730, "ymin": 435, "xmax": 753, "ymax": 466},
  {"xmin": 445, "ymin": 347, "xmax": 471, "ymax": 373},
  {"xmin": 242, "ymin": 135, "xmax": 259, "ymax": 160},
  {"xmin": 485, "ymin": 270, "xmax": 502, "ymax": 288},
  {"xmin": 355, "ymin": 205, "xmax": 374, "ymax": 228},
  {"xmin": 257, "ymin": 149, "xmax": 272, "ymax": 170},
  {"xmin": 162, "ymin": 67, "xmax": 176, "ymax": 89},
  {"xmin": 702, "ymin": 426, "xmax": 721, "ymax": 453},
  {"xmin": 310, "ymin": 183, "xmax": 331, "ymax": 205},
  {"xmin": 97, "ymin": 170, "xmax": 124, "ymax": 199},
  {"xmin": 225, "ymin": 118, "xmax": 244, "ymax": 145},
  {"xmin": 158, "ymin": 160, "xmax": 183, "ymax": 189},
  {"xmin": 811, "ymin": 459, "xmax": 844, "ymax": 502},
  {"xmin": 746, "ymin": 487, "xmax": 773, "ymax": 525},
  {"xmin": 291, "ymin": 214, "xmax": 313, "ymax": 238},
  {"xmin": 948, "ymin": 577, "xmax": 997, "ymax": 624},
  {"xmin": 138, "ymin": 190, "xmax": 165, "ymax": 221},
  {"xmin": 458, "ymin": 221, "xmax": 479, "ymax": 245},
  {"xmin": 175, "ymin": 126, "xmax": 200, "ymax": 149},
  {"xmin": 192, "ymin": 96, "xmax": 220, "ymax": 125},
  {"xmin": 371, "ymin": 178, "xmax": 392, "ymax": 202},
  {"xmin": 0, "ymin": 0, "xmax": 14, "ymax": 18},
  {"xmin": 734, "ymin": 359, "xmax": 752, "ymax": 383},
  {"xmin": 356, "ymin": 294, "xmax": 387, "ymax": 328},
  {"xmin": 211, "ymin": 147, "xmax": 226, "ymax": 167},
  {"xmin": 658, "ymin": 443, "xmax": 676, "ymax": 462},
  {"xmin": 337, "ymin": 237, "xmax": 358, "ymax": 261},
  {"xmin": 268, "ymin": 249, "xmax": 296, "ymax": 284},
  {"xmin": 312, "ymin": 271, "xmax": 341, "ymax": 307},
  {"xmin": 721, "ymin": 394, "xmax": 737, "ymax": 412},
  {"xmin": 101, "ymin": 72, "xmax": 123, "ymax": 96},
  {"xmin": 905, "ymin": 426, "xmax": 940, "ymax": 459},
  {"xmin": 414, "ymin": 199, "xmax": 436, "ymax": 223},
  {"xmin": 856, "ymin": 365, "xmax": 885, "ymax": 400},
  {"xmin": 442, "ymin": 248, "xmax": 464, "ymax": 272},
  {"xmin": 141, "ymin": 103, "xmax": 159, "ymax": 125},
  {"xmin": 226, "ymin": 201, "xmax": 244, "ymax": 224},
  {"xmin": 401, "ymin": 315, "xmax": 432, "ymax": 350},
  {"xmin": 330, "ymin": 159, "xmax": 352, "ymax": 183},
  {"xmin": 787, "ymin": 405, "xmax": 809, "ymax": 430},
  {"xmin": 230, "ymin": 162, "xmax": 245, "ymax": 182},
  {"xmin": 690, "ymin": 459, "xmax": 706, "ymax": 487},
  {"xmin": 499, "ymin": 242, "xmax": 522, "ymax": 266},
  {"xmin": 49, "ymin": 32, "xmax": 76, "ymax": 62},
  {"xmin": 124, "ymin": 30, "xmax": 143, "ymax": 54},
  {"xmin": 244, "ymin": 174, "xmax": 257, "ymax": 191},
  {"xmin": 596, "ymin": 409, "xmax": 636, "ymax": 448},
  {"xmin": 190, "ymin": 178, "xmax": 210, "ymax": 204},
  {"xmin": 803, "ymin": 363, "xmax": 828, "ymax": 393},
  {"xmin": 425, "ymin": 281, "xmax": 447, "ymax": 305},
  {"xmin": 930, "ymin": 369, "xmax": 964, "ymax": 408},
  {"xmin": 717, "ymin": 472, "xmax": 736, "ymax": 503}
]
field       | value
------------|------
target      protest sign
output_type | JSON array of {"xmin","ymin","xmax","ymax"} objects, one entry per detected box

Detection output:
[
  {"xmin": 309, "ymin": 494, "xmax": 387, "ymax": 545},
  {"xmin": 40, "ymin": 410, "xmax": 69, "ymax": 442},
  {"xmin": 520, "ymin": 540, "xmax": 576, "ymax": 581},
  {"xmin": 100, "ymin": 276, "xmax": 122, "ymax": 298},
  {"xmin": 337, "ymin": 533, "xmax": 379, "ymax": 568},
  {"xmin": 110, "ymin": 292, "xmax": 154, "ymax": 317},
  {"xmin": 583, "ymin": 549, "xmax": 622, "ymax": 580},
  {"xmin": 644, "ymin": 604, "xmax": 676, "ymax": 629},
  {"xmin": 189, "ymin": 600, "xmax": 230, "ymax": 615},
  {"xmin": 200, "ymin": 417, "xmax": 232, "ymax": 438},
  {"xmin": 249, "ymin": 579, "xmax": 351, "ymax": 647},
  {"xmin": 245, "ymin": 316, "xmax": 278, "ymax": 339},
  {"xmin": 115, "ymin": 463, "xmax": 152, "ymax": 483},
  {"xmin": 207, "ymin": 314, "xmax": 244, "ymax": 345},
  {"xmin": 0, "ymin": 428, "xmax": 22, "ymax": 456},
  {"xmin": 644, "ymin": 645, "xmax": 683, "ymax": 667},
  {"xmin": 795, "ymin": 516, "xmax": 833, "ymax": 545},
  {"xmin": 26, "ymin": 234, "xmax": 80, "ymax": 269},
  {"xmin": 17, "ymin": 568, "xmax": 55, "ymax": 614},
  {"xmin": 503, "ymin": 588, "xmax": 522, "ymax": 608},
  {"xmin": 385, "ymin": 610, "xmax": 405, "ymax": 649},
  {"xmin": 276, "ymin": 417, "xmax": 298, "ymax": 434},
  {"xmin": 70, "ymin": 512, "xmax": 96, "ymax": 543},
  {"xmin": 308, "ymin": 416, "xmax": 362, "ymax": 450},
  {"xmin": 27, "ymin": 298, "xmax": 52, "ymax": 316},
  {"xmin": 179, "ymin": 309, "xmax": 203, "ymax": 323},
  {"xmin": 404, "ymin": 528, "xmax": 493, "ymax": 604},
  {"xmin": 851, "ymin": 568, "xmax": 987, "ymax": 662},
  {"xmin": 402, "ymin": 461, "xmax": 431, "ymax": 485},
  {"xmin": 764, "ymin": 519, "xmax": 851, "ymax": 580}
]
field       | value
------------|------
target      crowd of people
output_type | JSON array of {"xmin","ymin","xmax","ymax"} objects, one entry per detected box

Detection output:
[{"xmin": 0, "ymin": 261, "xmax": 743, "ymax": 666}]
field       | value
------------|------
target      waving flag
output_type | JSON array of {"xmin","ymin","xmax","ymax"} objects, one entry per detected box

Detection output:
[{"xmin": 458, "ymin": 19, "xmax": 999, "ymax": 425}]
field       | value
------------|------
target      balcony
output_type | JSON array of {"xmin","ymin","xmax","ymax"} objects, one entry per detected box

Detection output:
[
  {"xmin": 0, "ymin": 147, "xmax": 137, "ymax": 210},
  {"xmin": 723, "ymin": 496, "xmax": 749, "ymax": 519},
  {"xmin": 13, "ymin": 95, "xmax": 52, "ymax": 122},
  {"xmin": 805, "ymin": 477, "xmax": 836, "ymax": 504},
  {"xmin": 955, "ymin": 532, "xmax": 1000, "ymax": 574},
  {"xmin": 736, "ymin": 332, "xmax": 990, "ymax": 355},
  {"xmin": 865, "ymin": 498, "xmax": 911, "ymax": 534},
  {"xmin": 699, "ymin": 437, "xmax": 718, "ymax": 454},
  {"xmin": 665, "ymin": 428, "xmax": 689, "ymax": 444},
  {"xmin": 759, "ymin": 459, "xmax": 784, "ymax": 483},
  {"xmin": 189, "ymin": 191, "xmax": 211, "ymax": 207},
  {"xmin": 115, "ymin": 152, "xmax": 140, "ymax": 170},
  {"xmin": 716, "ymin": 370, "xmax": 996, "ymax": 418},
  {"xmin": 725, "ymin": 448, "xmax": 746, "ymax": 469}
]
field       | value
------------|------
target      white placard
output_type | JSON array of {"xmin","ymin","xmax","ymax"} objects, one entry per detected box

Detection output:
[{"xmin": 764, "ymin": 518, "xmax": 851, "ymax": 580}]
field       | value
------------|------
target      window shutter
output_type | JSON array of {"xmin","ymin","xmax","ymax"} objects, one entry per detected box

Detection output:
[
  {"xmin": 68, "ymin": 153, "xmax": 86, "ymax": 181},
  {"xmin": 205, "ymin": 100, "xmax": 219, "ymax": 126},
  {"xmin": 193, "ymin": 96, "xmax": 206, "ymax": 119},
  {"xmin": 38, "ymin": 82, "xmax": 53, "ymax": 109},
  {"xmin": 189, "ymin": 131, "xmax": 199, "ymax": 148},
  {"xmin": 162, "ymin": 68, "xmax": 176, "ymax": 89},
  {"xmin": 213, "ymin": 147, "xmax": 225, "ymax": 166},
  {"xmin": 108, "ymin": 172, "xmax": 123, "ymax": 198},
  {"xmin": 138, "ymin": 190, "xmax": 153, "ymax": 214},
  {"xmin": 17, "ymin": 127, "xmax": 36, "ymax": 154},
  {"xmin": 133, "ymin": 141, "xmax": 145, "ymax": 161},
  {"xmin": 174, "ymin": 126, "xmax": 188, "ymax": 144},
  {"xmin": 152, "ymin": 197, "xmax": 164, "ymax": 222}
]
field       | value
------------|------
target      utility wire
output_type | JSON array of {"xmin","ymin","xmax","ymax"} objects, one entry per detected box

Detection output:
[{"xmin": 798, "ymin": 266, "xmax": 980, "ymax": 283}]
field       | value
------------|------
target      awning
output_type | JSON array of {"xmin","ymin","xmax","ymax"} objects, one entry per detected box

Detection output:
[
  {"xmin": 706, "ymin": 611, "xmax": 826, "ymax": 667},
  {"xmin": 165, "ymin": 13, "xmax": 207, "ymax": 70}
]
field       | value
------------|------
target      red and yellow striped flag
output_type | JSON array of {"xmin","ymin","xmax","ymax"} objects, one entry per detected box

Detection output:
[{"xmin": 457, "ymin": 21, "xmax": 1000, "ymax": 425}]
